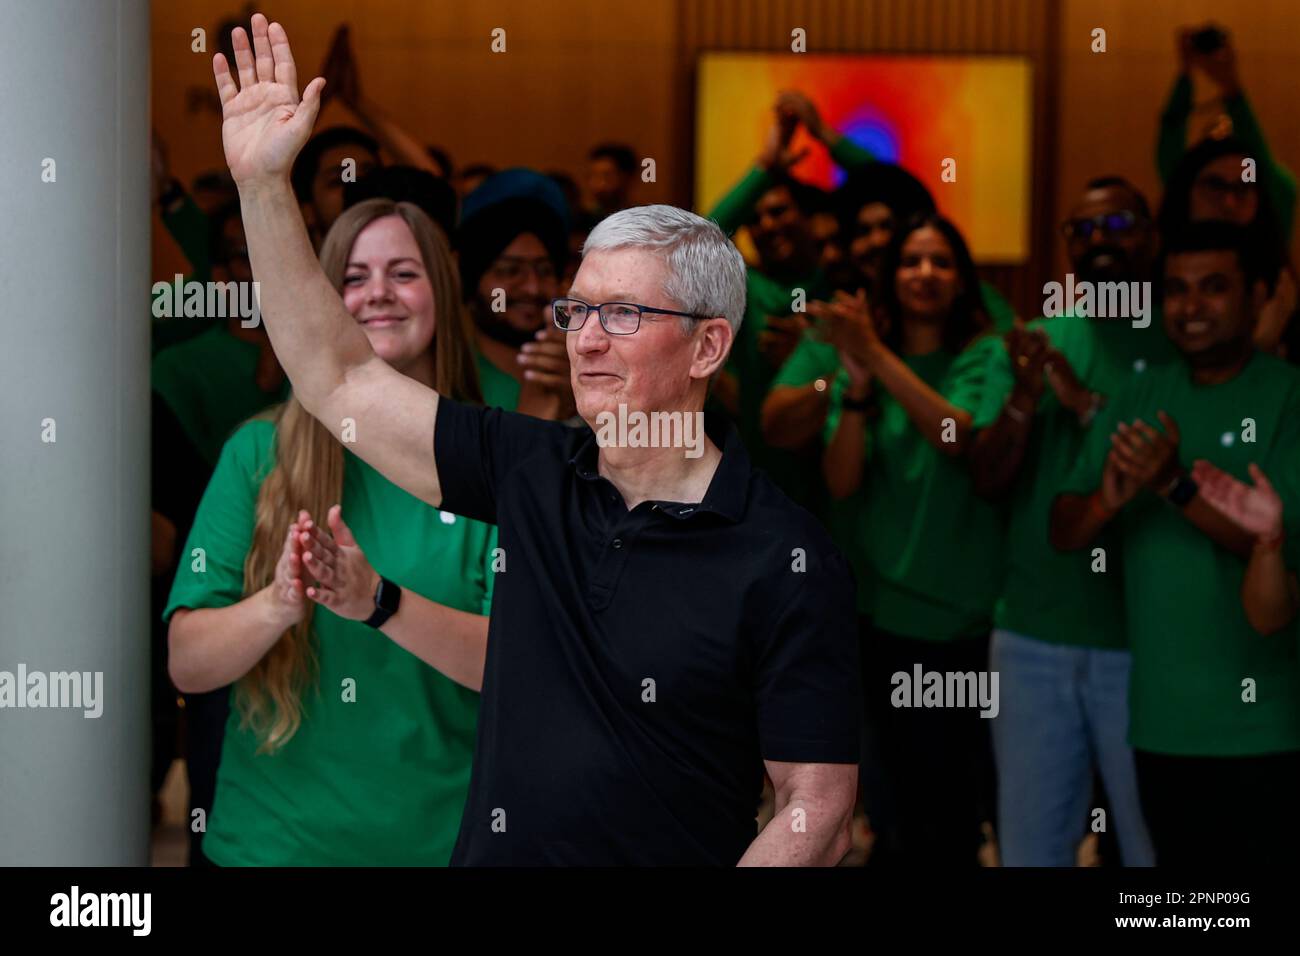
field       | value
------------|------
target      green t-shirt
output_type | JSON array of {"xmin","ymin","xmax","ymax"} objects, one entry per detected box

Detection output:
[
  {"xmin": 730, "ymin": 267, "xmax": 832, "ymax": 511},
  {"xmin": 980, "ymin": 280, "xmax": 1017, "ymax": 332},
  {"xmin": 823, "ymin": 338, "xmax": 1005, "ymax": 639},
  {"xmin": 973, "ymin": 312, "xmax": 1176, "ymax": 648},
  {"xmin": 151, "ymin": 326, "xmax": 290, "ymax": 465},
  {"xmin": 475, "ymin": 348, "xmax": 521, "ymax": 412},
  {"xmin": 163, "ymin": 418, "xmax": 496, "ymax": 865},
  {"xmin": 1059, "ymin": 352, "xmax": 1300, "ymax": 756}
]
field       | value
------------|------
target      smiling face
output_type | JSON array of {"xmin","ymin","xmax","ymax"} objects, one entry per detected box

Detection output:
[
  {"xmin": 340, "ymin": 215, "xmax": 437, "ymax": 370},
  {"xmin": 1162, "ymin": 249, "xmax": 1262, "ymax": 367},
  {"xmin": 475, "ymin": 232, "xmax": 558, "ymax": 345},
  {"xmin": 564, "ymin": 248, "xmax": 731, "ymax": 426},
  {"xmin": 1066, "ymin": 185, "xmax": 1152, "ymax": 284},
  {"xmin": 894, "ymin": 226, "xmax": 961, "ymax": 322}
]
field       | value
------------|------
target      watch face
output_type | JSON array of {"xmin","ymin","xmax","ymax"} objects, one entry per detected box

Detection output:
[{"xmin": 376, "ymin": 578, "xmax": 400, "ymax": 614}]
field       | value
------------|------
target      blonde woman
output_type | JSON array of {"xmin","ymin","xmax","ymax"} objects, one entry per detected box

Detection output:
[{"xmin": 165, "ymin": 199, "xmax": 495, "ymax": 865}]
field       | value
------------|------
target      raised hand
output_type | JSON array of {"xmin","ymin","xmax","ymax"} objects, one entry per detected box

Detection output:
[
  {"xmin": 1042, "ymin": 348, "xmax": 1092, "ymax": 417},
  {"xmin": 809, "ymin": 289, "xmax": 879, "ymax": 365},
  {"xmin": 1192, "ymin": 459, "xmax": 1284, "ymax": 542},
  {"xmin": 776, "ymin": 90, "xmax": 829, "ymax": 142},
  {"xmin": 213, "ymin": 13, "xmax": 326, "ymax": 188},
  {"xmin": 1101, "ymin": 448, "xmax": 1142, "ymax": 511},
  {"xmin": 1005, "ymin": 325, "xmax": 1050, "ymax": 399},
  {"xmin": 758, "ymin": 101, "xmax": 809, "ymax": 172},
  {"xmin": 1109, "ymin": 411, "xmax": 1182, "ymax": 492},
  {"xmin": 518, "ymin": 322, "xmax": 577, "ymax": 420},
  {"xmin": 296, "ymin": 506, "xmax": 382, "ymax": 622}
]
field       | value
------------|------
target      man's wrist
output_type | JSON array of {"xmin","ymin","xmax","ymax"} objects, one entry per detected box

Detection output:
[
  {"xmin": 1254, "ymin": 529, "xmax": 1285, "ymax": 552},
  {"xmin": 1090, "ymin": 490, "xmax": 1118, "ymax": 520}
]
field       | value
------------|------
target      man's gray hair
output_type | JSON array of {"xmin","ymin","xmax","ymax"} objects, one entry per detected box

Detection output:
[{"xmin": 582, "ymin": 204, "xmax": 747, "ymax": 336}]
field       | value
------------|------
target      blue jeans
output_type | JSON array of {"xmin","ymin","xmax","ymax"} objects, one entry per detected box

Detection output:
[{"xmin": 990, "ymin": 629, "xmax": 1154, "ymax": 866}]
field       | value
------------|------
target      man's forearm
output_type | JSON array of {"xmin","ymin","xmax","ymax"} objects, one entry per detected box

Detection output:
[
  {"xmin": 968, "ymin": 403, "xmax": 1033, "ymax": 498},
  {"xmin": 761, "ymin": 383, "xmax": 829, "ymax": 449},
  {"xmin": 1050, "ymin": 490, "xmax": 1115, "ymax": 551},
  {"xmin": 738, "ymin": 795, "xmax": 852, "ymax": 866},
  {"xmin": 238, "ymin": 179, "xmax": 375, "ymax": 418}
]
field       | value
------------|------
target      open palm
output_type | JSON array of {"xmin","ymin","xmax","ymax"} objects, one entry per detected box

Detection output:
[
  {"xmin": 1192, "ymin": 459, "xmax": 1283, "ymax": 540},
  {"xmin": 213, "ymin": 14, "xmax": 325, "ymax": 187}
]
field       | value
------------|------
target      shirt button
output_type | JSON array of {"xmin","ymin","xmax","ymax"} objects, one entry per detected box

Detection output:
[{"xmin": 612, "ymin": 538, "xmax": 623, "ymax": 549}]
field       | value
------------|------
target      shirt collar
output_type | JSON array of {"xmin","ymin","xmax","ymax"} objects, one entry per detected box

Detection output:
[{"xmin": 568, "ymin": 411, "xmax": 750, "ymax": 523}]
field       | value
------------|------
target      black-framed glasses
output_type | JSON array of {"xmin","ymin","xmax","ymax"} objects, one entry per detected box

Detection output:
[
  {"xmin": 551, "ymin": 297, "xmax": 715, "ymax": 335},
  {"xmin": 1061, "ymin": 209, "xmax": 1142, "ymax": 240}
]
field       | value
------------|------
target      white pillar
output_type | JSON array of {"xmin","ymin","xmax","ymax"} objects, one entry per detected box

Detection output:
[{"xmin": 0, "ymin": 0, "xmax": 151, "ymax": 864}]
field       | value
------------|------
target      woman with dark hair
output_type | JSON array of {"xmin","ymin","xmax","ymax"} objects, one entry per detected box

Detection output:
[
  {"xmin": 815, "ymin": 213, "xmax": 1004, "ymax": 866},
  {"xmin": 164, "ymin": 199, "xmax": 495, "ymax": 865}
]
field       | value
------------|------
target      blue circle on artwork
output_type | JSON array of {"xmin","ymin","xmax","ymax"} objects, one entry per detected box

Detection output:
[{"xmin": 830, "ymin": 111, "xmax": 900, "ymax": 187}]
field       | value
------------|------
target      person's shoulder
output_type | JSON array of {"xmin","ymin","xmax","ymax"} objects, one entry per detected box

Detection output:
[{"xmin": 215, "ymin": 413, "xmax": 280, "ymax": 478}]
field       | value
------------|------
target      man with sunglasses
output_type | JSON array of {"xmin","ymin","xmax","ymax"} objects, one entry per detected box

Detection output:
[
  {"xmin": 209, "ymin": 15, "xmax": 861, "ymax": 866},
  {"xmin": 965, "ymin": 176, "xmax": 1173, "ymax": 867}
]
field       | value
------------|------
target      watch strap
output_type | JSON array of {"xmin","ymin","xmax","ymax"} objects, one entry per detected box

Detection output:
[{"xmin": 364, "ymin": 576, "xmax": 401, "ymax": 629}]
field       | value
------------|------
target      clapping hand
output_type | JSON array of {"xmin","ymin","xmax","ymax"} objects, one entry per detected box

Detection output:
[{"xmin": 1192, "ymin": 460, "xmax": 1284, "ymax": 544}]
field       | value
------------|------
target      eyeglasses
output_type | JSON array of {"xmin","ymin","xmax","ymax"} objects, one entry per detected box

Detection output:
[
  {"xmin": 551, "ymin": 297, "xmax": 715, "ymax": 335},
  {"xmin": 1061, "ymin": 210, "xmax": 1142, "ymax": 240}
]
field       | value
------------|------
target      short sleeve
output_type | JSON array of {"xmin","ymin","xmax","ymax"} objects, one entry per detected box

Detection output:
[
  {"xmin": 971, "ymin": 333, "xmax": 1014, "ymax": 429},
  {"xmin": 162, "ymin": 421, "xmax": 273, "ymax": 621},
  {"xmin": 433, "ymin": 397, "xmax": 568, "ymax": 525},
  {"xmin": 753, "ymin": 544, "xmax": 862, "ymax": 763}
]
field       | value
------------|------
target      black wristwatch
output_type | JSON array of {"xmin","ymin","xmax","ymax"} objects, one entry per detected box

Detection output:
[
  {"xmin": 364, "ymin": 576, "xmax": 401, "ymax": 629},
  {"xmin": 1163, "ymin": 472, "xmax": 1199, "ymax": 508},
  {"xmin": 840, "ymin": 392, "xmax": 872, "ymax": 413}
]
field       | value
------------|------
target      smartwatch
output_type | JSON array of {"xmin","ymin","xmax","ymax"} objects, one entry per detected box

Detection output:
[{"xmin": 364, "ymin": 576, "xmax": 401, "ymax": 629}]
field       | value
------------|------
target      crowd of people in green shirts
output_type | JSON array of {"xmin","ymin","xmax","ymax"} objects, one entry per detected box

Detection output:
[{"xmin": 148, "ymin": 21, "xmax": 1300, "ymax": 867}]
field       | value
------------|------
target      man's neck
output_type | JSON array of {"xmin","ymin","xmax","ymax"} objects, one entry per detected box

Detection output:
[
  {"xmin": 1188, "ymin": 344, "xmax": 1254, "ymax": 386},
  {"xmin": 477, "ymin": 331, "xmax": 524, "ymax": 383},
  {"xmin": 598, "ymin": 438, "xmax": 723, "ymax": 511}
]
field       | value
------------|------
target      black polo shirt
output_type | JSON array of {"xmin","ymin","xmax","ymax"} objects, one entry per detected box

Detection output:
[{"xmin": 434, "ymin": 397, "xmax": 860, "ymax": 866}]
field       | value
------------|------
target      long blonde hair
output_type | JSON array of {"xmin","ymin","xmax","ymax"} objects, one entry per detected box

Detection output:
[{"xmin": 236, "ymin": 199, "xmax": 482, "ymax": 752}]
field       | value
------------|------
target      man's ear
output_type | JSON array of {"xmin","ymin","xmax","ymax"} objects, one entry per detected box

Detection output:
[{"xmin": 691, "ymin": 317, "xmax": 733, "ymax": 380}]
